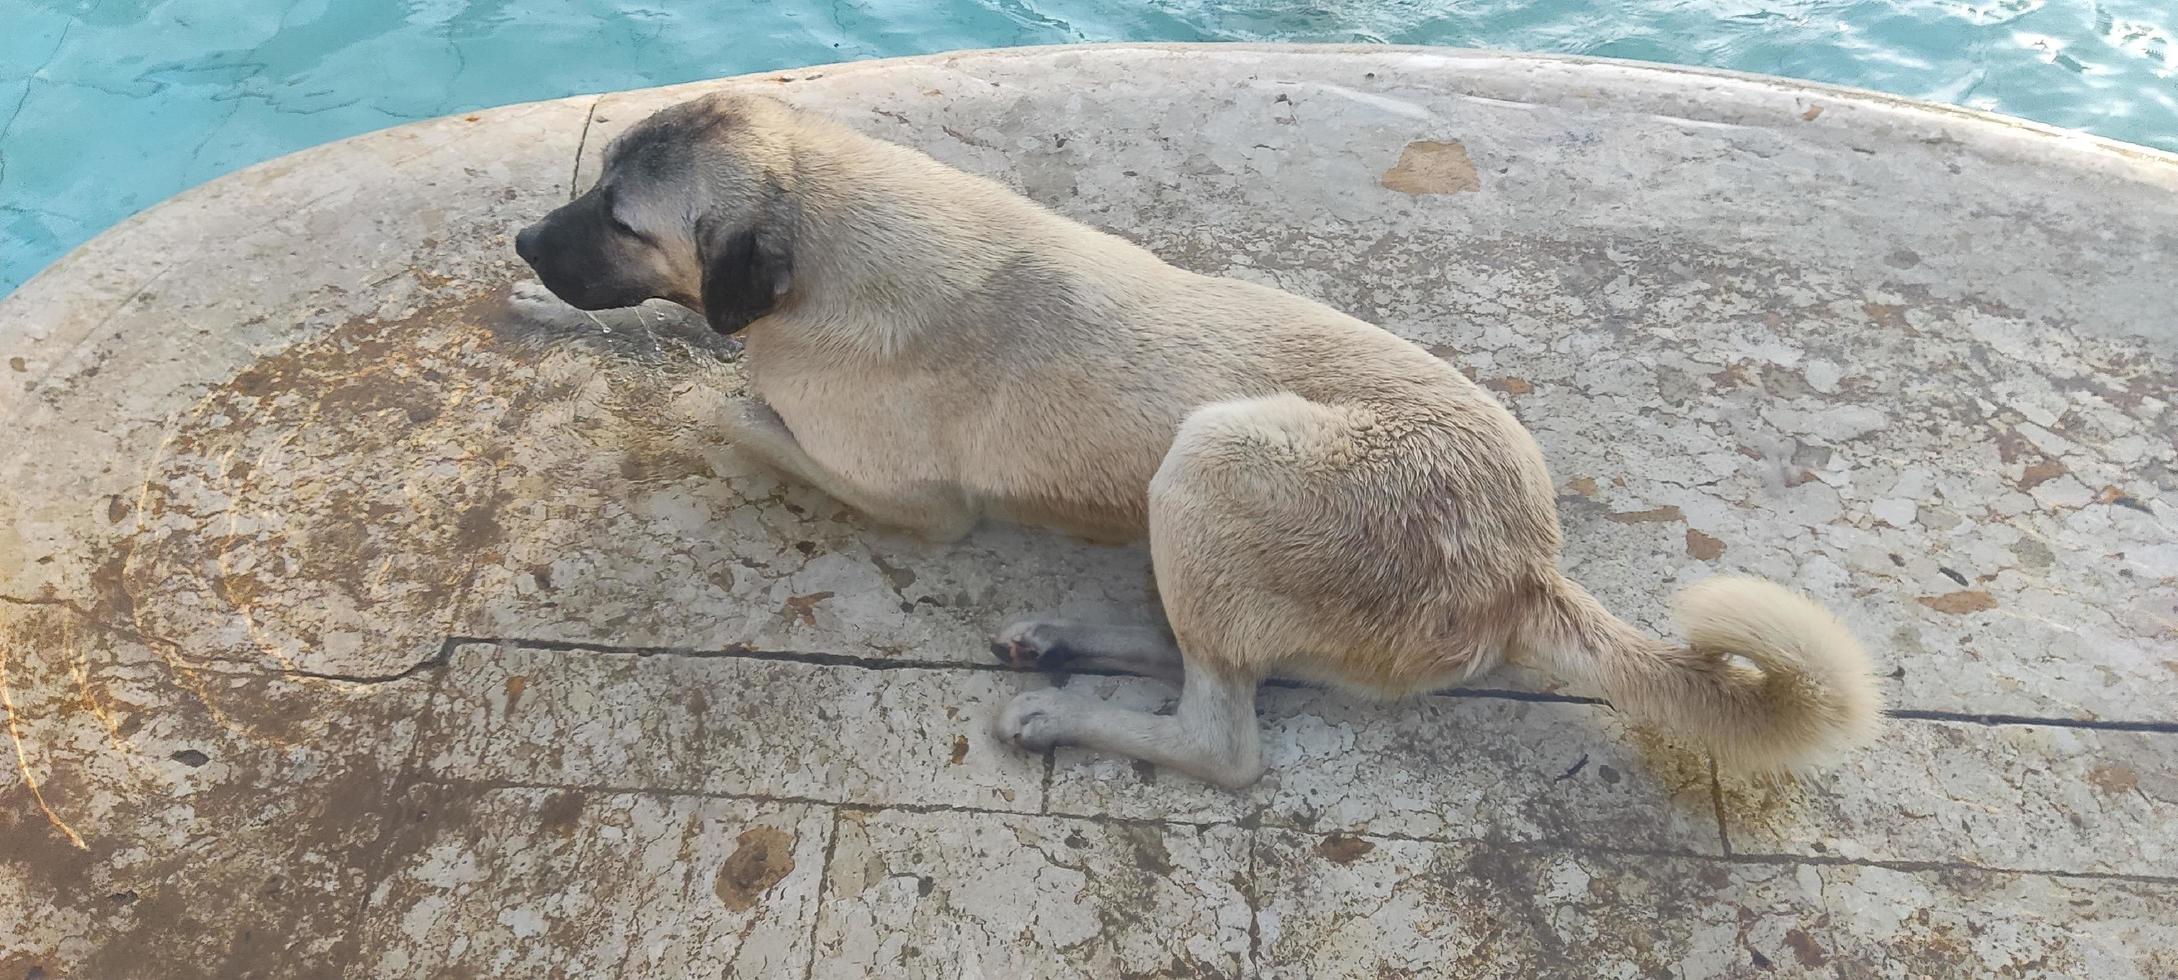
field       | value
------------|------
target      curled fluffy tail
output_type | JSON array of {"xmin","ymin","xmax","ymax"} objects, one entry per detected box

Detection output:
[{"xmin": 1520, "ymin": 574, "xmax": 1881, "ymax": 771}]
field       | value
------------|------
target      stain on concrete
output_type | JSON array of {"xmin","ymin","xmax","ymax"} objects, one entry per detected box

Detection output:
[
  {"xmin": 1917, "ymin": 590, "xmax": 1997, "ymax": 615},
  {"xmin": 1379, "ymin": 140, "xmax": 1481, "ymax": 195},
  {"xmin": 1608, "ymin": 505, "xmax": 1685, "ymax": 524},
  {"xmin": 1312, "ymin": 835, "xmax": 1376, "ymax": 865},
  {"xmin": 716, "ymin": 826, "xmax": 799, "ymax": 911}
]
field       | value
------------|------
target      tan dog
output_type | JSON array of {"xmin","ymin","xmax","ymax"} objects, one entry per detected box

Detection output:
[{"xmin": 514, "ymin": 93, "xmax": 1881, "ymax": 788}]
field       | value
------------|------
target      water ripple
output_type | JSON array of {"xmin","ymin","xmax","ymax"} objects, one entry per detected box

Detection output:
[{"xmin": 1, "ymin": 0, "xmax": 2173, "ymax": 294}]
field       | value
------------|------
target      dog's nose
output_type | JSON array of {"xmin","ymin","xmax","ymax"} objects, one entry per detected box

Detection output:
[{"xmin": 514, "ymin": 224, "xmax": 541, "ymax": 265}]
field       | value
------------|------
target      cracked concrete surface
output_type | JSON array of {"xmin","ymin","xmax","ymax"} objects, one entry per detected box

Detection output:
[{"xmin": 3, "ymin": 44, "xmax": 2176, "ymax": 978}]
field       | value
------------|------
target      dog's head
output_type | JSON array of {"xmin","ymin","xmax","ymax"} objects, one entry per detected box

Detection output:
[{"xmin": 514, "ymin": 93, "xmax": 796, "ymax": 334}]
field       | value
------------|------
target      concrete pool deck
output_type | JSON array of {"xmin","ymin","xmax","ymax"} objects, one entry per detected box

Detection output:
[{"xmin": 3, "ymin": 42, "xmax": 2176, "ymax": 977}]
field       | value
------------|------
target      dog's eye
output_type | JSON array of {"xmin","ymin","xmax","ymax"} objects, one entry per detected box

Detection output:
[{"xmin": 609, "ymin": 213, "xmax": 640, "ymax": 237}]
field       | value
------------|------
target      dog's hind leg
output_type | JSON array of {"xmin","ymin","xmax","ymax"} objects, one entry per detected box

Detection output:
[
  {"xmin": 993, "ymin": 391, "xmax": 1439, "ymax": 786},
  {"xmin": 990, "ymin": 396, "xmax": 1367, "ymax": 788},
  {"xmin": 993, "ymin": 660, "xmax": 1263, "ymax": 789},
  {"xmin": 988, "ymin": 619, "xmax": 1185, "ymax": 684}
]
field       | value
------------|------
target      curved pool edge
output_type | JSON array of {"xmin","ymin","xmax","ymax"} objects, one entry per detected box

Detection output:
[
  {"xmin": 13, "ymin": 43, "xmax": 2178, "ymax": 306},
  {"xmin": 8, "ymin": 43, "xmax": 2177, "ymax": 426},
  {"xmin": 684, "ymin": 42, "xmax": 2178, "ymax": 165}
]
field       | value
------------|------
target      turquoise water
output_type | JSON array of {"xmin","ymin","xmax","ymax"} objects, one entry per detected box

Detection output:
[{"xmin": 3, "ymin": 0, "xmax": 2174, "ymax": 295}]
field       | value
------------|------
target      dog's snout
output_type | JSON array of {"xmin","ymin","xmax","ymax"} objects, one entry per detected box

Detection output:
[{"xmin": 514, "ymin": 224, "xmax": 542, "ymax": 265}]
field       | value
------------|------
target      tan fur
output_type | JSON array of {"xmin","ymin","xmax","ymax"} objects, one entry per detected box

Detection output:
[
  {"xmin": 1519, "ymin": 575, "xmax": 1882, "ymax": 771},
  {"xmin": 516, "ymin": 93, "xmax": 1883, "ymax": 787}
]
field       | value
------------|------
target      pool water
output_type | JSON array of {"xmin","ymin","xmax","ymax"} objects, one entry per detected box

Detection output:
[{"xmin": 3, "ymin": 0, "xmax": 2174, "ymax": 295}]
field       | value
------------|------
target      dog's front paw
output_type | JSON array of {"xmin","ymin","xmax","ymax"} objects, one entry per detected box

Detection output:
[
  {"xmin": 989, "ymin": 618, "xmax": 1079, "ymax": 671},
  {"xmin": 507, "ymin": 279, "xmax": 564, "ymax": 310},
  {"xmin": 503, "ymin": 281, "xmax": 588, "ymax": 328},
  {"xmin": 994, "ymin": 688, "xmax": 1077, "ymax": 752},
  {"xmin": 721, "ymin": 398, "xmax": 795, "ymax": 450},
  {"xmin": 734, "ymin": 398, "xmax": 789, "ymax": 434},
  {"xmin": 502, "ymin": 282, "xmax": 655, "ymax": 342}
]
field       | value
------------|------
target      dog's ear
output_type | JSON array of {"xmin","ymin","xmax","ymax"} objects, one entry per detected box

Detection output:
[{"xmin": 699, "ymin": 226, "xmax": 792, "ymax": 335}]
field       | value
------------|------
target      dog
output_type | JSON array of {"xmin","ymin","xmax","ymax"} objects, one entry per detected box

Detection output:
[{"xmin": 514, "ymin": 93, "xmax": 1881, "ymax": 788}]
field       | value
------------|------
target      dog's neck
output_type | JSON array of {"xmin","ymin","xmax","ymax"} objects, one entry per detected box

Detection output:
[{"xmin": 775, "ymin": 131, "xmax": 1055, "ymax": 361}]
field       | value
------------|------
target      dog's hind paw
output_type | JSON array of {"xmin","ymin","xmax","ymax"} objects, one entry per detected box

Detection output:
[
  {"xmin": 989, "ymin": 618, "xmax": 1079, "ymax": 671},
  {"xmin": 993, "ymin": 688, "xmax": 1078, "ymax": 752}
]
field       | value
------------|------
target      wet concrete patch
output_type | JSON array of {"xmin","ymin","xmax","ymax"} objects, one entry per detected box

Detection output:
[
  {"xmin": 356, "ymin": 787, "xmax": 828, "ymax": 977},
  {"xmin": 1720, "ymin": 719, "xmax": 2178, "ymax": 877},
  {"xmin": 1252, "ymin": 830, "xmax": 2178, "ymax": 979},
  {"xmin": 810, "ymin": 809, "xmax": 1251, "ymax": 978},
  {"xmin": 420, "ymin": 642, "xmax": 1046, "ymax": 811}
]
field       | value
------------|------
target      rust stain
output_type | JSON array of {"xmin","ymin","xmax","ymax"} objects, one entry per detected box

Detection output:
[
  {"xmin": 1785, "ymin": 928, "xmax": 1830, "ymax": 966},
  {"xmin": 1566, "ymin": 477, "xmax": 1598, "ymax": 498},
  {"xmin": 110, "ymin": 283, "xmax": 579, "ymax": 717},
  {"xmin": 1862, "ymin": 303, "xmax": 1909, "ymax": 328},
  {"xmin": 1685, "ymin": 529, "xmax": 1726, "ymax": 561},
  {"xmin": 503, "ymin": 675, "xmax": 527, "ymax": 717},
  {"xmin": 1608, "ymin": 505, "xmax": 1684, "ymax": 525},
  {"xmin": 12, "ymin": 273, "xmax": 563, "ymax": 787},
  {"xmin": 1481, "ymin": 377, "xmax": 1533, "ymax": 396},
  {"xmin": 2085, "ymin": 764, "xmax": 2138, "ymax": 795},
  {"xmin": 2017, "ymin": 459, "xmax": 2066, "ymax": 490},
  {"xmin": 129, "ymin": 416, "xmax": 268, "ymax": 742},
  {"xmin": 1313, "ymin": 835, "xmax": 1376, "ymax": 865},
  {"xmin": 1917, "ymin": 591, "xmax": 1996, "ymax": 615},
  {"xmin": 7, "ymin": 356, "xmax": 25, "ymax": 372},
  {"xmin": 1124, "ymin": 824, "xmax": 1176, "ymax": 876},
  {"xmin": 715, "ymin": 826, "xmax": 797, "ymax": 911},
  {"xmin": 2094, "ymin": 485, "xmax": 2153, "ymax": 513},
  {"xmin": 782, "ymin": 591, "xmax": 836, "ymax": 627},
  {"xmin": 1708, "ymin": 362, "xmax": 1754, "ymax": 389},
  {"xmin": 1993, "ymin": 429, "xmax": 2032, "ymax": 465},
  {"xmin": 538, "ymin": 790, "xmax": 584, "ymax": 838},
  {"xmin": 1380, "ymin": 140, "xmax": 1481, "ymax": 195},
  {"xmin": 1, "ymin": 653, "xmax": 88, "ymax": 849},
  {"xmin": 949, "ymin": 735, "xmax": 970, "ymax": 766},
  {"xmin": 1800, "ymin": 104, "xmax": 1824, "ymax": 122},
  {"xmin": 57, "ymin": 612, "xmax": 134, "ymax": 760}
]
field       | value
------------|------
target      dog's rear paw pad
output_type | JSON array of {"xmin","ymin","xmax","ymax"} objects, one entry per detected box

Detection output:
[
  {"xmin": 989, "ymin": 619, "xmax": 1076, "ymax": 670},
  {"xmin": 994, "ymin": 689, "xmax": 1072, "ymax": 751}
]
